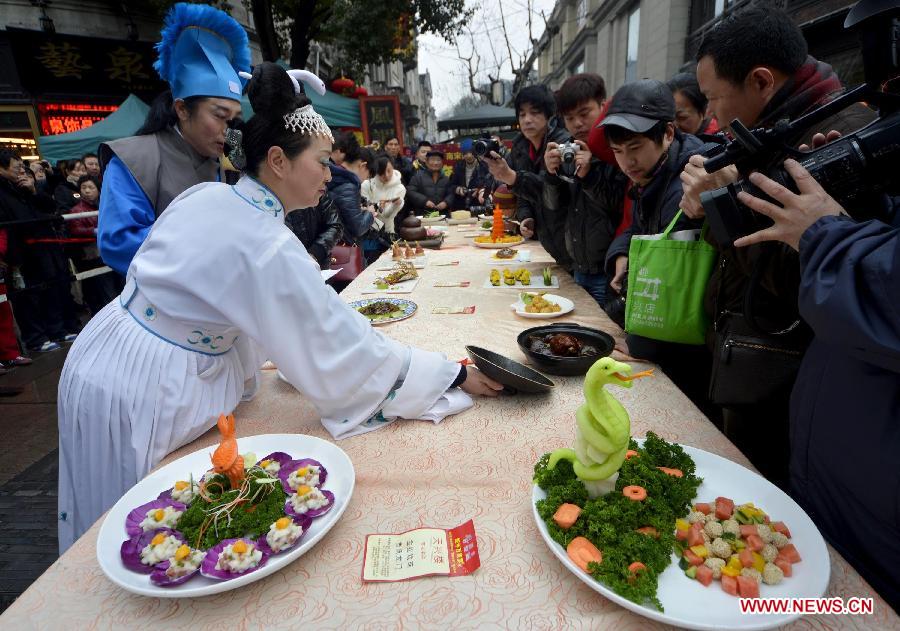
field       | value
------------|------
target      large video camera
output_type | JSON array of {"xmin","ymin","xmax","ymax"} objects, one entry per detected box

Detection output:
[{"xmin": 700, "ymin": 0, "xmax": 900, "ymax": 245}]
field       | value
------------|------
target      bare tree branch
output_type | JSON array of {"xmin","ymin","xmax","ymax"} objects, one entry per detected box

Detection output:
[{"xmin": 455, "ymin": 24, "xmax": 492, "ymax": 96}]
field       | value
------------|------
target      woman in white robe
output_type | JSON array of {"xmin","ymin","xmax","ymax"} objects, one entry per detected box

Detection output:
[{"xmin": 56, "ymin": 63, "xmax": 502, "ymax": 552}]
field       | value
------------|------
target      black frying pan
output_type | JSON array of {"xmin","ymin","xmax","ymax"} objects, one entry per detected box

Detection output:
[
  {"xmin": 516, "ymin": 323, "xmax": 615, "ymax": 376},
  {"xmin": 465, "ymin": 345, "xmax": 555, "ymax": 394}
]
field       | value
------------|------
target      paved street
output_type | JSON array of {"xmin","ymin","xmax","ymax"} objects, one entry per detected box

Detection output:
[{"xmin": 0, "ymin": 348, "xmax": 64, "ymax": 612}]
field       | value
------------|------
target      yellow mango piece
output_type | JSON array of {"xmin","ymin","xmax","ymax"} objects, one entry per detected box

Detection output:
[
  {"xmin": 232, "ymin": 540, "xmax": 248, "ymax": 554},
  {"xmin": 727, "ymin": 555, "xmax": 743, "ymax": 571},
  {"xmin": 690, "ymin": 544, "xmax": 709, "ymax": 558},
  {"xmin": 174, "ymin": 481, "xmax": 189, "ymax": 491},
  {"xmin": 752, "ymin": 552, "xmax": 766, "ymax": 573},
  {"xmin": 151, "ymin": 533, "xmax": 166, "ymax": 546},
  {"xmin": 154, "ymin": 509, "xmax": 166, "ymax": 521},
  {"xmin": 675, "ymin": 518, "xmax": 690, "ymax": 532},
  {"xmin": 174, "ymin": 545, "xmax": 191, "ymax": 561},
  {"xmin": 275, "ymin": 517, "xmax": 291, "ymax": 530},
  {"xmin": 296, "ymin": 485, "xmax": 312, "ymax": 496},
  {"xmin": 721, "ymin": 566, "xmax": 741, "ymax": 578}
]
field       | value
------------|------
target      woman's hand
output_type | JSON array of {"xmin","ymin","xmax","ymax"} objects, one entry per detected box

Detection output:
[{"xmin": 459, "ymin": 366, "xmax": 504, "ymax": 397}]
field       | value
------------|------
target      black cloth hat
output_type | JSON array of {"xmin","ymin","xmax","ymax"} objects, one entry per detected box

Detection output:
[
  {"xmin": 425, "ymin": 150, "xmax": 445, "ymax": 159},
  {"xmin": 599, "ymin": 79, "xmax": 676, "ymax": 133}
]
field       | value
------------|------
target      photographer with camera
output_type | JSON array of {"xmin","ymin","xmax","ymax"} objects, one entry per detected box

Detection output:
[
  {"xmin": 675, "ymin": 4, "xmax": 883, "ymax": 487},
  {"xmin": 449, "ymin": 139, "xmax": 489, "ymax": 209},
  {"xmin": 732, "ymin": 153, "xmax": 900, "ymax": 612},
  {"xmin": 541, "ymin": 74, "xmax": 627, "ymax": 305},
  {"xmin": 481, "ymin": 85, "xmax": 572, "ymax": 271}
]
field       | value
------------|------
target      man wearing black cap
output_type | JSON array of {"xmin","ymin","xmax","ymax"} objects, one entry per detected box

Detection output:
[
  {"xmin": 405, "ymin": 150, "xmax": 455, "ymax": 216},
  {"xmin": 600, "ymin": 79, "xmax": 711, "ymax": 414}
]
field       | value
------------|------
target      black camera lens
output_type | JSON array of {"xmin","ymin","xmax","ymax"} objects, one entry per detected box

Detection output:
[{"xmin": 473, "ymin": 138, "xmax": 501, "ymax": 157}]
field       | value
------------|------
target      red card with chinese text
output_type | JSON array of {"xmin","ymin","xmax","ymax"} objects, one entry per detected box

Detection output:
[{"xmin": 361, "ymin": 520, "xmax": 480, "ymax": 582}]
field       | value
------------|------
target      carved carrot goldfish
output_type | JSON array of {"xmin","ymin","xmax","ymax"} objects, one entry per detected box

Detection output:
[{"xmin": 210, "ymin": 414, "xmax": 244, "ymax": 488}]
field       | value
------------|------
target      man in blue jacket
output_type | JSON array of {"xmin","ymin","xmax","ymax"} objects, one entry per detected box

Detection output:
[{"xmin": 736, "ymin": 158, "xmax": 900, "ymax": 613}]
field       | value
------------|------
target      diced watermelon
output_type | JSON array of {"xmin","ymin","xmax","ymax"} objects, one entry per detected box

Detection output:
[
  {"xmin": 721, "ymin": 575, "xmax": 739, "ymax": 596},
  {"xmin": 683, "ymin": 549, "xmax": 704, "ymax": 566},
  {"xmin": 695, "ymin": 502, "xmax": 711, "ymax": 515},
  {"xmin": 716, "ymin": 495, "xmax": 734, "ymax": 510},
  {"xmin": 737, "ymin": 575, "xmax": 760, "ymax": 598},
  {"xmin": 774, "ymin": 558, "xmax": 793, "ymax": 577},
  {"xmin": 739, "ymin": 549, "xmax": 755, "ymax": 568},
  {"xmin": 771, "ymin": 521, "xmax": 792, "ymax": 538},
  {"xmin": 745, "ymin": 534, "xmax": 764, "ymax": 552},
  {"xmin": 675, "ymin": 528, "xmax": 689, "ymax": 541},
  {"xmin": 687, "ymin": 524, "xmax": 705, "ymax": 547},
  {"xmin": 740, "ymin": 524, "xmax": 759, "ymax": 538},
  {"xmin": 779, "ymin": 543, "xmax": 802, "ymax": 564},
  {"xmin": 715, "ymin": 497, "xmax": 734, "ymax": 520},
  {"xmin": 695, "ymin": 563, "xmax": 713, "ymax": 586}
]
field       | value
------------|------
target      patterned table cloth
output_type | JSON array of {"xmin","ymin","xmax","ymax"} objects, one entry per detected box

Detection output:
[{"xmin": 4, "ymin": 230, "xmax": 895, "ymax": 630}]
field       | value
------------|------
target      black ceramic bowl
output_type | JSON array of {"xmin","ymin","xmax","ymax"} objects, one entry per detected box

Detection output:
[
  {"xmin": 465, "ymin": 345, "xmax": 555, "ymax": 394},
  {"xmin": 516, "ymin": 323, "xmax": 615, "ymax": 376}
]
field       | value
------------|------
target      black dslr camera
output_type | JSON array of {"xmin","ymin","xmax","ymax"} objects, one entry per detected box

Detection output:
[
  {"xmin": 700, "ymin": 0, "xmax": 900, "ymax": 245},
  {"xmin": 473, "ymin": 136, "xmax": 502, "ymax": 158}
]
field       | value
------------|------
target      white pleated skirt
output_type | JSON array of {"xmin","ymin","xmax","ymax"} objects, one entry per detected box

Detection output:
[{"xmin": 57, "ymin": 300, "xmax": 253, "ymax": 553}]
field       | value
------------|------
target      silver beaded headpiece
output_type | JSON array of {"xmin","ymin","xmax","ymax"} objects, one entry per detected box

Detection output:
[{"xmin": 283, "ymin": 105, "xmax": 333, "ymax": 141}]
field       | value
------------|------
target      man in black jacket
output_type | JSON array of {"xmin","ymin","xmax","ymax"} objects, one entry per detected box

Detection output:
[
  {"xmin": 597, "ymin": 80, "xmax": 712, "ymax": 417},
  {"xmin": 405, "ymin": 151, "xmax": 454, "ymax": 216},
  {"xmin": 284, "ymin": 192, "xmax": 344, "ymax": 269},
  {"xmin": 0, "ymin": 150, "xmax": 78, "ymax": 353},
  {"xmin": 483, "ymin": 85, "xmax": 572, "ymax": 271},
  {"xmin": 543, "ymin": 74, "xmax": 627, "ymax": 304},
  {"xmin": 677, "ymin": 4, "xmax": 882, "ymax": 486}
]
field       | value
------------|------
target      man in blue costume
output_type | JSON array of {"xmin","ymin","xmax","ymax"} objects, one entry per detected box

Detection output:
[{"xmin": 97, "ymin": 3, "xmax": 251, "ymax": 275}]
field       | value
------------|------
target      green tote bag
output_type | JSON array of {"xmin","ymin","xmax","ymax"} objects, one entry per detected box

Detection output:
[{"xmin": 624, "ymin": 210, "xmax": 716, "ymax": 345}]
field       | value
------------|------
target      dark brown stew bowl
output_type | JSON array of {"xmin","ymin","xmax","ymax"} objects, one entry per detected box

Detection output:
[
  {"xmin": 465, "ymin": 346, "xmax": 555, "ymax": 394},
  {"xmin": 516, "ymin": 323, "xmax": 615, "ymax": 376}
]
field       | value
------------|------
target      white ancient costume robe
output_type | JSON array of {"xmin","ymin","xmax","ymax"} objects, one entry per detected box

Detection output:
[{"xmin": 57, "ymin": 176, "xmax": 469, "ymax": 552}]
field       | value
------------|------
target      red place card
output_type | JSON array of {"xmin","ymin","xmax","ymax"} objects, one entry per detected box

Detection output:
[{"xmin": 361, "ymin": 519, "xmax": 480, "ymax": 582}]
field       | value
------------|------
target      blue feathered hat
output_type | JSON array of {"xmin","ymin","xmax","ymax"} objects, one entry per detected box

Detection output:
[{"xmin": 154, "ymin": 3, "xmax": 251, "ymax": 102}]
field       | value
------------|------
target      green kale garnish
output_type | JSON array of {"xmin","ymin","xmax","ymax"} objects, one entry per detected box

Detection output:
[
  {"xmin": 533, "ymin": 452, "xmax": 577, "ymax": 489},
  {"xmin": 533, "ymin": 433, "xmax": 702, "ymax": 612}
]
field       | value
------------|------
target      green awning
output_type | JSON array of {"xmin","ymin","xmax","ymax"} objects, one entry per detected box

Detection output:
[
  {"xmin": 38, "ymin": 94, "xmax": 150, "ymax": 163},
  {"xmin": 438, "ymin": 104, "xmax": 517, "ymax": 131},
  {"xmin": 241, "ymin": 89, "xmax": 361, "ymax": 128}
]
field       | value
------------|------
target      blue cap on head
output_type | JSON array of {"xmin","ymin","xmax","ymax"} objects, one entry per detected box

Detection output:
[
  {"xmin": 154, "ymin": 3, "xmax": 251, "ymax": 102},
  {"xmin": 460, "ymin": 139, "xmax": 473, "ymax": 153}
]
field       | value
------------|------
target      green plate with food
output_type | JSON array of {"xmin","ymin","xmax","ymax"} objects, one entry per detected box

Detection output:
[{"xmin": 349, "ymin": 298, "xmax": 418, "ymax": 325}]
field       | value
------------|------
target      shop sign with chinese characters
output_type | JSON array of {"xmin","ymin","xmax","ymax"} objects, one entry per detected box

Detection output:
[{"xmin": 5, "ymin": 28, "xmax": 165, "ymax": 99}]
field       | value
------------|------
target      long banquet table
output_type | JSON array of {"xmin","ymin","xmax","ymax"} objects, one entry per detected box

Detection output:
[{"xmin": 4, "ymin": 227, "xmax": 897, "ymax": 630}]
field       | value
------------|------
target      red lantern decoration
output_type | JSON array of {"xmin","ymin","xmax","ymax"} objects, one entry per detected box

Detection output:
[
  {"xmin": 352, "ymin": 85, "xmax": 368, "ymax": 99},
  {"xmin": 330, "ymin": 76, "xmax": 355, "ymax": 97}
]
